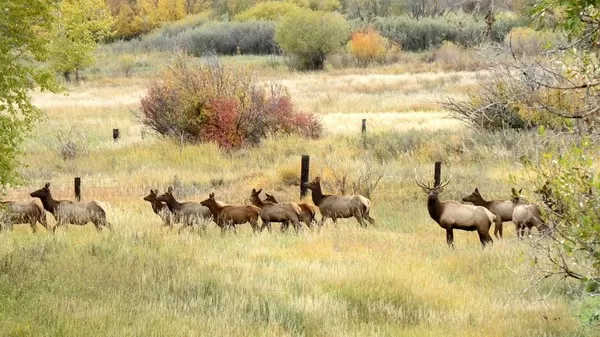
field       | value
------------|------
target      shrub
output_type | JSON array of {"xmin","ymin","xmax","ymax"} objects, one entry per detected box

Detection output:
[
  {"xmin": 139, "ymin": 54, "xmax": 322, "ymax": 149},
  {"xmin": 374, "ymin": 12, "xmax": 527, "ymax": 51},
  {"xmin": 276, "ymin": 8, "xmax": 350, "ymax": 70},
  {"xmin": 445, "ymin": 69, "xmax": 574, "ymax": 131},
  {"xmin": 173, "ymin": 21, "xmax": 277, "ymax": 55},
  {"xmin": 347, "ymin": 27, "xmax": 399, "ymax": 66},
  {"xmin": 234, "ymin": 2, "xmax": 301, "ymax": 21},
  {"xmin": 432, "ymin": 41, "xmax": 483, "ymax": 71},
  {"xmin": 504, "ymin": 27, "xmax": 558, "ymax": 56}
]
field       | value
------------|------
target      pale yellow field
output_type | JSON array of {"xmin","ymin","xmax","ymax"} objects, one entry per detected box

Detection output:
[{"xmin": 1, "ymin": 54, "xmax": 591, "ymax": 337}]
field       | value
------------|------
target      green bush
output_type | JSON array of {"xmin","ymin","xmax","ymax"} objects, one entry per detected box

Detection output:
[
  {"xmin": 275, "ymin": 8, "xmax": 349, "ymax": 70},
  {"xmin": 140, "ymin": 20, "xmax": 277, "ymax": 55},
  {"xmin": 234, "ymin": 1, "xmax": 301, "ymax": 21},
  {"xmin": 503, "ymin": 27, "xmax": 558, "ymax": 56},
  {"xmin": 374, "ymin": 12, "xmax": 527, "ymax": 51}
]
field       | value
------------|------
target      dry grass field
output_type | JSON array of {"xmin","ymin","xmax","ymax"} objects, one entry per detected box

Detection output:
[{"xmin": 0, "ymin": 53, "xmax": 594, "ymax": 337}]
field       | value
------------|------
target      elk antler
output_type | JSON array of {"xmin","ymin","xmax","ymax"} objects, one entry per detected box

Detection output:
[
  {"xmin": 415, "ymin": 179, "xmax": 431, "ymax": 190},
  {"xmin": 437, "ymin": 178, "xmax": 452, "ymax": 189}
]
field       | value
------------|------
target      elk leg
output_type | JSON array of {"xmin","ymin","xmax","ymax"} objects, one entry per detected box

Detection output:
[
  {"xmin": 446, "ymin": 228, "xmax": 454, "ymax": 247},
  {"xmin": 494, "ymin": 219, "xmax": 502, "ymax": 239},
  {"xmin": 262, "ymin": 220, "xmax": 272, "ymax": 233},
  {"xmin": 365, "ymin": 214, "xmax": 375, "ymax": 225},
  {"xmin": 477, "ymin": 230, "xmax": 493, "ymax": 248},
  {"xmin": 280, "ymin": 221, "xmax": 289, "ymax": 233},
  {"xmin": 354, "ymin": 214, "xmax": 366, "ymax": 227},
  {"xmin": 29, "ymin": 220, "xmax": 37, "ymax": 233},
  {"xmin": 319, "ymin": 216, "xmax": 327, "ymax": 227},
  {"xmin": 292, "ymin": 219, "xmax": 300, "ymax": 234}
]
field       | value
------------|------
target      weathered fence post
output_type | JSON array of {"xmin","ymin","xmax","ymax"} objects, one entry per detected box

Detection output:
[
  {"xmin": 74, "ymin": 177, "xmax": 81, "ymax": 201},
  {"xmin": 361, "ymin": 119, "xmax": 366, "ymax": 134},
  {"xmin": 434, "ymin": 161, "xmax": 442, "ymax": 187},
  {"xmin": 113, "ymin": 128, "xmax": 119, "ymax": 141},
  {"xmin": 300, "ymin": 155, "xmax": 310, "ymax": 199}
]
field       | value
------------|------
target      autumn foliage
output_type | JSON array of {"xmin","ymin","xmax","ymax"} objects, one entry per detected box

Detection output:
[
  {"xmin": 347, "ymin": 27, "xmax": 399, "ymax": 66},
  {"xmin": 140, "ymin": 55, "xmax": 322, "ymax": 149}
]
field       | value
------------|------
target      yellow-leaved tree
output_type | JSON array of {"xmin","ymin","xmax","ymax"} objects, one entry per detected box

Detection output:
[{"xmin": 48, "ymin": 0, "xmax": 114, "ymax": 82}]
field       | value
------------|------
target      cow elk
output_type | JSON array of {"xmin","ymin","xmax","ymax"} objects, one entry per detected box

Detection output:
[
  {"xmin": 156, "ymin": 187, "xmax": 212, "ymax": 234},
  {"xmin": 0, "ymin": 200, "xmax": 49, "ymax": 233},
  {"xmin": 143, "ymin": 189, "xmax": 172, "ymax": 227},
  {"xmin": 462, "ymin": 188, "xmax": 514, "ymax": 239},
  {"xmin": 200, "ymin": 193, "xmax": 261, "ymax": 233},
  {"xmin": 304, "ymin": 176, "xmax": 374, "ymax": 227},
  {"xmin": 417, "ymin": 179, "xmax": 495, "ymax": 247},
  {"xmin": 30, "ymin": 183, "xmax": 111, "ymax": 233},
  {"xmin": 511, "ymin": 188, "xmax": 550, "ymax": 239},
  {"xmin": 264, "ymin": 193, "xmax": 315, "ymax": 230},
  {"xmin": 250, "ymin": 189, "xmax": 301, "ymax": 233}
]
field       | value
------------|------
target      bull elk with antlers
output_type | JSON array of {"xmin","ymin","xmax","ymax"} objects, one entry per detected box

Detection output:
[{"xmin": 417, "ymin": 179, "xmax": 495, "ymax": 247}]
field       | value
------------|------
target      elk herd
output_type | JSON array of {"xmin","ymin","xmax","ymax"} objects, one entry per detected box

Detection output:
[{"xmin": 0, "ymin": 177, "xmax": 551, "ymax": 248}]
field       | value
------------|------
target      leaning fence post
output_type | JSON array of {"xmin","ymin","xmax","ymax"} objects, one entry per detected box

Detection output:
[
  {"xmin": 300, "ymin": 155, "xmax": 310, "ymax": 199},
  {"xmin": 74, "ymin": 177, "xmax": 81, "ymax": 201},
  {"xmin": 434, "ymin": 161, "xmax": 442, "ymax": 187}
]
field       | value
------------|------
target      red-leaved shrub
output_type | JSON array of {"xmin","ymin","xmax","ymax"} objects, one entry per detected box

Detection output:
[{"xmin": 139, "ymin": 54, "xmax": 322, "ymax": 149}]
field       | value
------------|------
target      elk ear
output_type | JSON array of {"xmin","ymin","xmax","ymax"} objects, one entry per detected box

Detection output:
[
  {"xmin": 266, "ymin": 193, "xmax": 272, "ymax": 198},
  {"xmin": 518, "ymin": 188, "xmax": 523, "ymax": 194},
  {"xmin": 314, "ymin": 177, "xmax": 320, "ymax": 183},
  {"xmin": 511, "ymin": 187, "xmax": 517, "ymax": 195},
  {"xmin": 257, "ymin": 188, "xmax": 262, "ymax": 194},
  {"xmin": 475, "ymin": 187, "xmax": 479, "ymax": 193},
  {"xmin": 209, "ymin": 192, "xmax": 215, "ymax": 199},
  {"xmin": 167, "ymin": 186, "xmax": 173, "ymax": 193},
  {"xmin": 251, "ymin": 188, "xmax": 256, "ymax": 193},
  {"xmin": 44, "ymin": 183, "xmax": 50, "ymax": 189}
]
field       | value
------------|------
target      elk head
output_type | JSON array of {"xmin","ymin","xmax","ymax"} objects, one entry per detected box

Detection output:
[
  {"xmin": 416, "ymin": 178, "xmax": 451, "ymax": 200},
  {"xmin": 30, "ymin": 183, "xmax": 51, "ymax": 198},
  {"xmin": 510, "ymin": 188, "xmax": 523, "ymax": 205},
  {"xmin": 462, "ymin": 187, "xmax": 482, "ymax": 203}
]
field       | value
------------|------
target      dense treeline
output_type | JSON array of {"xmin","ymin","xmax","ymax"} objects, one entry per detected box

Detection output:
[{"xmin": 105, "ymin": 0, "xmax": 526, "ymax": 40}]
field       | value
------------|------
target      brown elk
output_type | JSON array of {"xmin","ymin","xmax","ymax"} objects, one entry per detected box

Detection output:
[
  {"xmin": 249, "ymin": 189, "xmax": 301, "ymax": 233},
  {"xmin": 511, "ymin": 188, "xmax": 549, "ymax": 239},
  {"xmin": 143, "ymin": 189, "xmax": 172, "ymax": 227},
  {"xmin": 304, "ymin": 176, "xmax": 374, "ymax": 227},
  {"xmin": 462, "ymin": 188, "xmax": 514, "ymax": 239},
  {"xmin": 0, "ymin": 200, "xmax": 49, "ymax": 233},
  {"xmin": 264, "ymin": 193, "xmax": 316, "ymax": 230},
  {"xmin": 155, "ymin": 187, "xmax": 212, "ymax": 234},
  {"xmin": 200, "ymin": 193, "xmax": 260, "ymax": 233},
  {"xmin": 417, "ymin": 179, "xmax": 495, "ymax": 247},
  {"xmin": 30, "ymin": 183, "xmax": 111, "ymax": 233}
]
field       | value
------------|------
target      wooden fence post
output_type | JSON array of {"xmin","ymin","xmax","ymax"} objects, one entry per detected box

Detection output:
[
  {"xmin": 74, "ymin": 177, "xmax": 81, "ymax": 201},
  {"xmin": 113, "ymin": 128, "xmax": 119, "ymax": 141},
  {"xmin": 300, "ymin": 155, "xmax": 310, "ymax": 199},
  {"xmin": 434, "ymin": 161, "xmax": 442, "ymax": 187},
  {"xmin": 361, "ymin": 119, "xmax": 366, "ymax": 134}
]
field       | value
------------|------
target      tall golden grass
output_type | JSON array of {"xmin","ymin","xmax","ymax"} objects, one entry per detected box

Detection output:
[{"xmin": 0, "ymin": 53, "xmax": 592, "ymax": 336}]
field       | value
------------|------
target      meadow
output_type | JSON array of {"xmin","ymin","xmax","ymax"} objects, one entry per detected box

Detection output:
[{"xmin": 0, "ymin": 52, "xmax": 593, "ymax": 336}]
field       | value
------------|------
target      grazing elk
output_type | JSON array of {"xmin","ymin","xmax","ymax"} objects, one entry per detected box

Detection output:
[
  {"xmin": 249, "ymin": 188, "xmax": 301, "ymax": 233},
  {"xmin": 264, "ymin": 193, "xmax": 316, "ymax": 230},
  {"xmin": 0, "ymin": 200, "xmax": 49, "ymax": 233},
  {"xmin": 200, "ymin": 193, "xmax": 260, "ymax": 233},
  {"xmin": 462, "ymin": 188, "xmax": 514, "ymax": 239},
  {"xmin": 155, "ymin": 187, "xmax": 212, "ymax": 234},
  {"xmin": 143, "ymin": 189, "xmax": 172, "ymax": 227},
  {"xmin": 417, "ymin": 179, "xmax": 495, "ymax": 247},
  {"xmin": 511, "ymin": 188, "xmax": 549, "ymax": 239},
  {"xmin": 304, "ymin": 176, "xmax": 374, "ymax": 227},
  {"xmin": 30, "ymin": 183, "xmax": 111, "ymax": 233}
]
